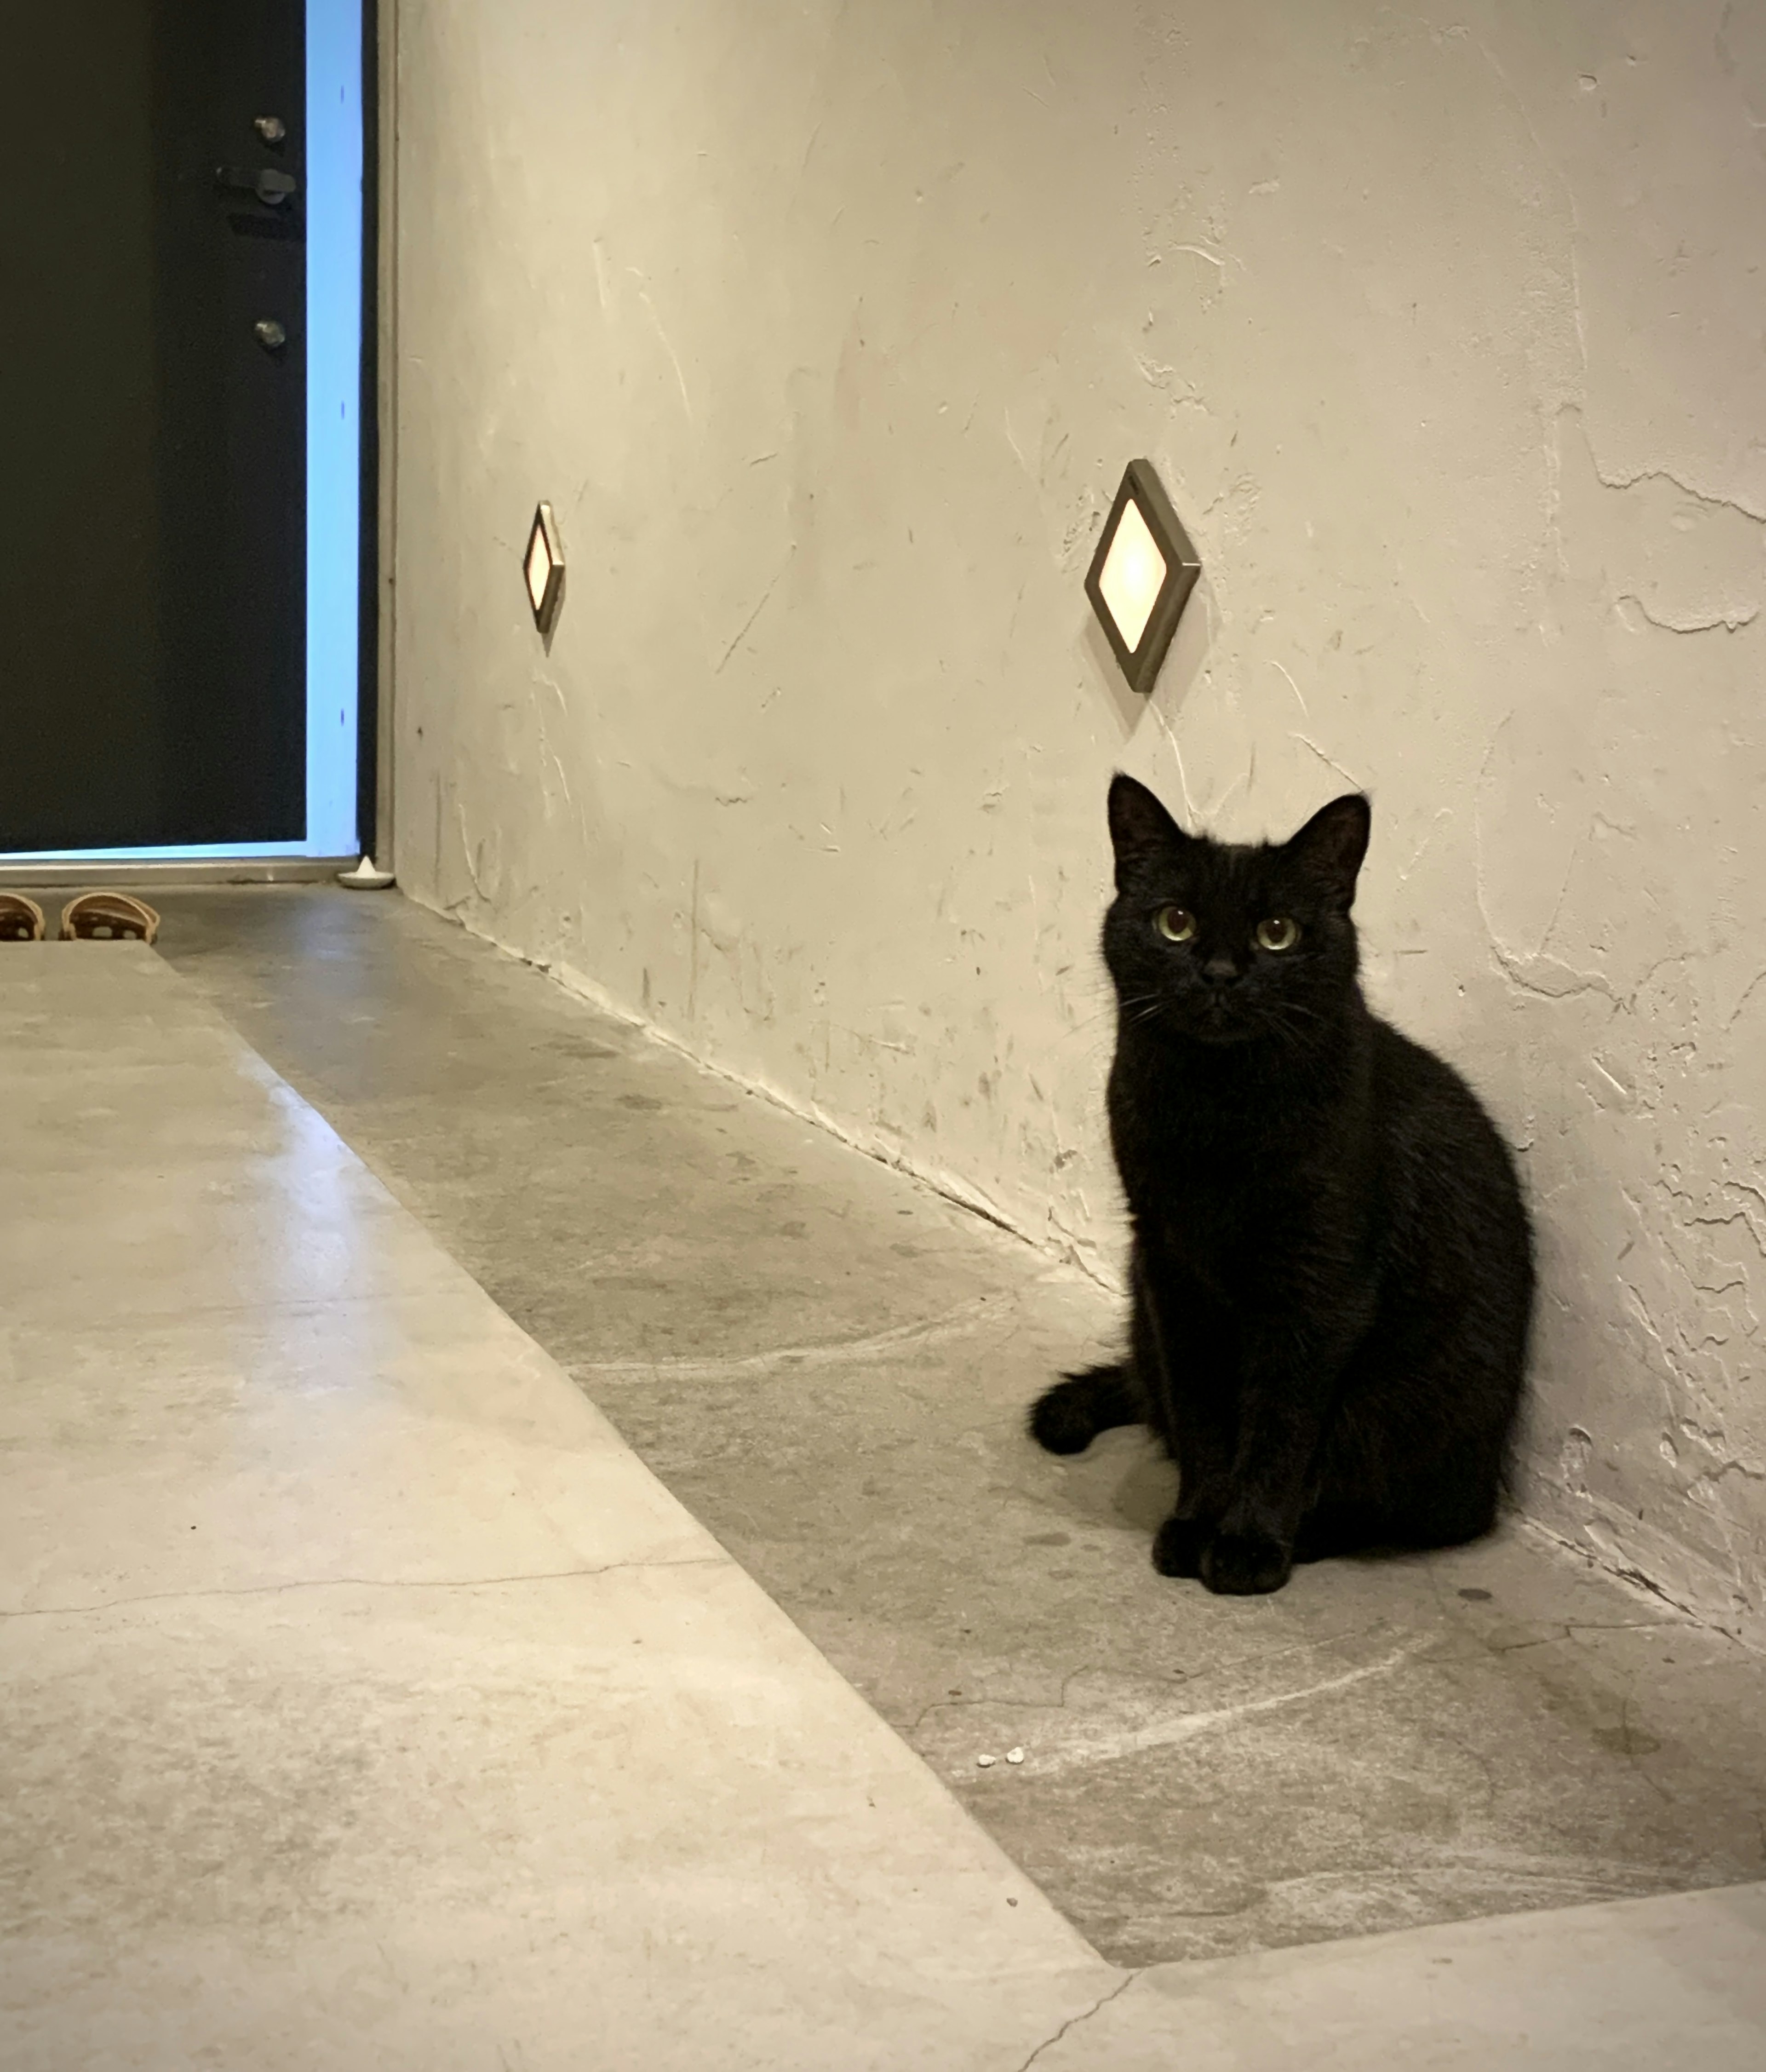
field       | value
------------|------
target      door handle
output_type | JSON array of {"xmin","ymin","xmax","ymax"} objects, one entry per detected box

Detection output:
[{"xmin": 215, "ymin": 165, "xmax": 298, "ymax": 206}]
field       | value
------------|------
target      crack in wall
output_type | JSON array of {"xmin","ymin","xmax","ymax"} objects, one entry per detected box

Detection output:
[{"xmin": 1617, "ymin": 592, "xmax": 1761, "ymax": 635}]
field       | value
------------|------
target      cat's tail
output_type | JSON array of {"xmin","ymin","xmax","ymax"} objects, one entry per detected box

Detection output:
[{"xmin": 1028, "ymin": 1363, "xmax": 1141, "ymax": 1456}]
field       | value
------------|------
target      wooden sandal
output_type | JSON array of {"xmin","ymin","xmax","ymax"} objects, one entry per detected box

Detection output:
[
  {"xmin": 58, "ymin": 892, "xmax": 161, "ymax": 945},
  {"xmin": 0, "ymin": 893, "xmax": 46, "ymax": 942}
]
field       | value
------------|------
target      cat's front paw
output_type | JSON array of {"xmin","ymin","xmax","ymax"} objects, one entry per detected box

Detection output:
[
  {"xmin": 1199, "ymin": 1529, "xmax": 1294, "ymax": 1596},
  {"xmin": 1152, "ymin": 1515, "xmax": 1208, "ymax": 1578}
]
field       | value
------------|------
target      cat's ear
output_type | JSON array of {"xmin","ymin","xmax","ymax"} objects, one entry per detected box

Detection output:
[
  {"xmin": 1285, "ymin": 793, "xmax": 1370, "ymax": 908},
  {"xmin": 1107, "ymin": 775, "xmax": 1189, "ymax": 884}
]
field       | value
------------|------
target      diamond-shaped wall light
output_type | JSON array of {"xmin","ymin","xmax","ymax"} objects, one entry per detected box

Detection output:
[
  {"xmin": 524, "ymin": 501, "xmax": 565, "ymax": 640},
  {"xmin": 1084, "ymin": 459, "xmax": 1200, "ymax": 696}
]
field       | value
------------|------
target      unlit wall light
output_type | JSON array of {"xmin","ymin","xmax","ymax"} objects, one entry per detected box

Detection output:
[
  {"xmin": 525, "ymin": 502, "xmax": 566, "ymax": 641},
  {"xmin": 1084, "ymin": 459, "xmax": 1201, "ymax": 696}
]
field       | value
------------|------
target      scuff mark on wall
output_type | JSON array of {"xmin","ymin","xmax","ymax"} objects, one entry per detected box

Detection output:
[
  {"xmin": 1290, "ymin": 733, "xmax": 1364, "ymax": 792},
  {"xmin": 1615, "ymin": 594, "xmax": 1760, "ymax": 636},
  {"xmin": 715, "ymin": 549, "xmax": 795, "ymax": 672},
  {"xmin": 632, "ymin": 275, "xmax": 695, "ymax": 422}
]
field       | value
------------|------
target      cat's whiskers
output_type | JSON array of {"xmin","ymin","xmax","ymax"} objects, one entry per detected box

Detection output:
[
  {"xmin": 1052, "ymin": 996, "xmax": 1132, "ymax": 1048},
  {"xmin": 1260, "ymin": 1004, "xmax": 1328, "ymax": 1050},
  {"xmin": 1099, "ymin": 992, "xmax": 1164, "ymax": 1030}
]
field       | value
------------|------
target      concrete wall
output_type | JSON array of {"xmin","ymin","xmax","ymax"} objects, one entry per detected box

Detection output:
[{"xmin": 389, "ymin": 0, "xmax": 1766, "ymax": 1642}]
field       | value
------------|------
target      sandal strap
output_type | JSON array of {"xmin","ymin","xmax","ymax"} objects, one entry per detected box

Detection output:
[
  {"xmin": 0, "ymin": 893, "xmax": 46, "ymax": 942},
  {"xmin": 58, "ymin": 892, "xmax": 161, "ymax": 945}
]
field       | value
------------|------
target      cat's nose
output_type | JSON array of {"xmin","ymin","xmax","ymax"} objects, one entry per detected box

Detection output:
[{"xmin": 1201, "ymin": 953, "xmax": 1240, "ymax": 986}]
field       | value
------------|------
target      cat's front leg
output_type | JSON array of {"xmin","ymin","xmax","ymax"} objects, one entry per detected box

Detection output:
[
  {"xmin": 1151, "ymin": 1421, "xmax": 1238, "ymax": 1580},
  {"xmin": 1152, "ymin": 1514, "xmax": 1217, "ymax": 1578},
  {"xmin": 1199, "ymin": 1314, "xmax": 1364, "ymax": 1596},
  {"xmin": 1198, "ymin": 1509, "xmax": 1298, "ymax": 1596},
  {"xmin": 1133, "ymin": 1249, "xmax": 1237, "ymax": 1579}
]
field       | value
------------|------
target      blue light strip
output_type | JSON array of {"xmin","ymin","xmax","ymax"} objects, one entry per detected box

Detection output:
[
  {"xmin": 0, "ymin": 0, "xmax": 363, "ymax": 867},
  {"xmin": 303, "ymin": 0, "xmax": 364, "ymax": 856},
  {"xmin": 6, "ymin": 841, "xmax": 322, "ymax": 864}
]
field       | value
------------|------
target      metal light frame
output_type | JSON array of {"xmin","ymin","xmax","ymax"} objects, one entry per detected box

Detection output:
[
  {"xmin": 1084, "ymin": 458, "xmax": 1201, "ymax": 696},
  {"xmin": 524, "ymin": 501, "xmax": 566, "ymax": 641}
]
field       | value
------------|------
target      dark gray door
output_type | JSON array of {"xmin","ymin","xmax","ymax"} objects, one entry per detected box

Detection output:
[{"xmin": 0, "ymin": 1, "xmax": 307, "ymax": 852}]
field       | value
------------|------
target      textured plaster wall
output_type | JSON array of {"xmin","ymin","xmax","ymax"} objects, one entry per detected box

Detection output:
[{"xmin": 391, "ymin": 1, "xmax": 1766, "ymax": 1641}]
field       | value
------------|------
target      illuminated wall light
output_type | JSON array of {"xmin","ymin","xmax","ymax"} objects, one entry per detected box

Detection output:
[
  {"xmin": 525, "ymin": 501, "xmax": 566, "ymax": 642},
  {"xmin": 1084, "ymin": 459, "xmax": 1201, "ymax": 696}
]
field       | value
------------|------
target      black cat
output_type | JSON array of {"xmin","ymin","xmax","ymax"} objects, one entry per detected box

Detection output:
[{"xmin": 1031, "ymin": 776, "xmax": 1534, "ymax": 1596}]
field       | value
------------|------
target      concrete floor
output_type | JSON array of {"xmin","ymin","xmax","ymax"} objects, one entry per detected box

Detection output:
[
  {"xmin": 141, "ymin": 887, "xmax": 1766, "ymax": 1969},
  {"xmin": 0, "ymin": 946, "xmax": 1115, "ymax": 2070},
  {"xmin": 4, "ymin": 907, "xmax": 1765, "ymax": 2066}
]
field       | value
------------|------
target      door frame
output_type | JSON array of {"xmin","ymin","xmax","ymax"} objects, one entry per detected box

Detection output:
[
  {"xmin": 364, "ymin": 0, "xmax": 396, "ymax": 882},
  {"xmin": 0, "ymin": 0, "xmax": 389, "ymax": 891}
]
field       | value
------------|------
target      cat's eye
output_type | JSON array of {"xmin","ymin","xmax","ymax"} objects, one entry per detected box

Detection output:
[
  {"xmin": 1256, "ymin": 917, "xmax": 1300, "ymax": 952},
  {"xmin": 1155, "ymin": 906, "xmax": 1197, "ymax": 944}
]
